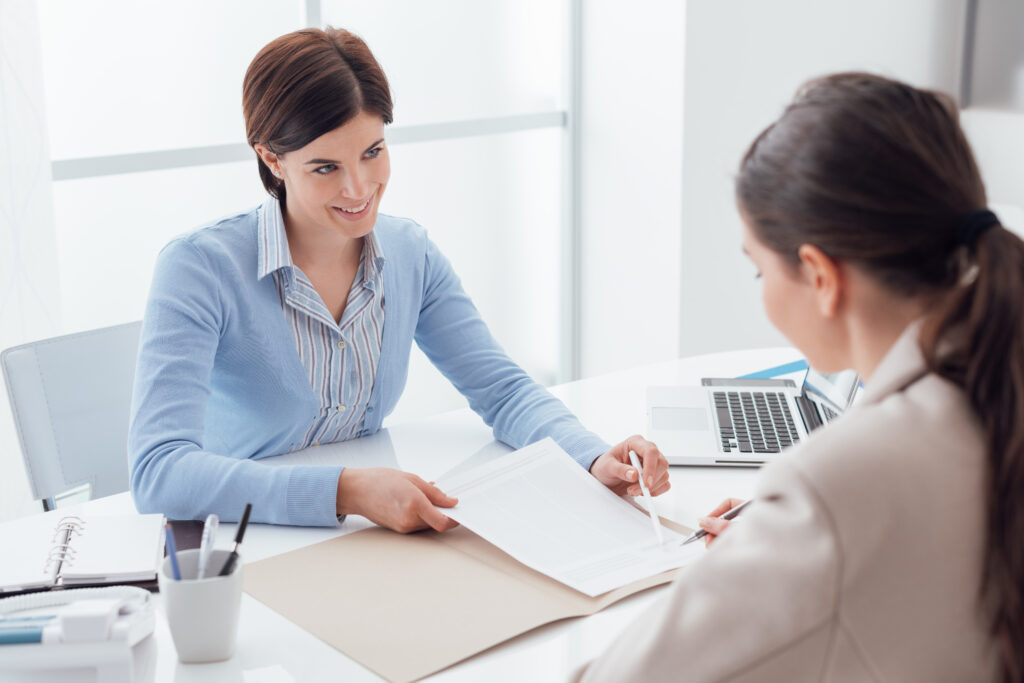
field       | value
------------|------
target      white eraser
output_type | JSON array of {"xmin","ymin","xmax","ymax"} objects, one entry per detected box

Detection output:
[{"xmin": 58, "ymin": 599, "xmax": 120, "ymax": 643}]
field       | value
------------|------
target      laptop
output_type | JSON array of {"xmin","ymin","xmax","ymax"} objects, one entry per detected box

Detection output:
[{"xmin": 647, "ymin": 367, "xmax": 860, "ymax": 466}]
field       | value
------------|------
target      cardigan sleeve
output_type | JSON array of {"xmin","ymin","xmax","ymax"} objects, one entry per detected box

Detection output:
[
  {"xmin": 128, "ymin": 238, "xmax": 342, "ymax": 526},
  {"xmin": 412, "ymin": 235, "xmax": 609, "ymax": 469}
]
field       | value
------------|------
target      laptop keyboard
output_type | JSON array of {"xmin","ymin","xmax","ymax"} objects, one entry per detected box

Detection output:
[{"xmin": 713, "ymin": 391, "xmax": 801, "ymax": 454}]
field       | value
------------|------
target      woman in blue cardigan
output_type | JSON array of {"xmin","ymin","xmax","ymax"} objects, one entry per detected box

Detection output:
[{"xmin": 128, "ymin": 27, "xmax": 669, "ymax": 529}]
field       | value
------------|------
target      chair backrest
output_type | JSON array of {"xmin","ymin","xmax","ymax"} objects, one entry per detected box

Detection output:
[{"xmin": 1, "ymin": 321, "xmax": 142, "ymax": 505}]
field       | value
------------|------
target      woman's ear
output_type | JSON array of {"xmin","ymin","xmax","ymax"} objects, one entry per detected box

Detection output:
[
  {"xmin": 254, "ymin": 144, "xmax": 282, "ymax": 177},
  {"xmin": 797, "ymin": 244, "xmax": 842, "ymax": 317}
]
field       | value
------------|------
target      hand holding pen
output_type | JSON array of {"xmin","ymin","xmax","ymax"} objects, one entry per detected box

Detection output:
[
  {"xmin": 681, "ymin": 498, "xmax": 751, "ymax": 547},
  {"xmin": 218, "ymin": 503, "xmax": 252, "ymax": 577}
]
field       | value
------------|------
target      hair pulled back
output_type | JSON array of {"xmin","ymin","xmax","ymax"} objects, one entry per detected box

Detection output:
[
  {"xmin": 737, "ymin": 72, "xmax": 1024, "ymax": 682},
  {"xmin": 242, "ymin": 27, "xmax": 393, "ymax": 205}
]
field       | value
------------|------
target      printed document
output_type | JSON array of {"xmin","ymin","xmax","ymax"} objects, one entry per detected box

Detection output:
[{"xmin": 435, "ymin": 438, "xmax": 704, "ymax": 597}]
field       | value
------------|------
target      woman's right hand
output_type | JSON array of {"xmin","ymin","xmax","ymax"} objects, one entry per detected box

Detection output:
[
  {"xmin": 336, "ymin": 468, "xmax": 460, "ymax": 533},
  {"xmin": 697, "ymin": 497, "xmax": 746, "ymax": 547}
]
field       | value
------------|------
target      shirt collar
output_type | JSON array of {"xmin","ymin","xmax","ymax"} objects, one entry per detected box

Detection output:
[
  {"xmin": 257, "ymin": 195, "xmax": 292, "ymax": 281},
  {"xmin": 256, "ymin": 195, "xmax": 387, "ymax": 284},
  {"xmin": 857, "ymin": 319, "xmax": 929, "ymax": 406}
]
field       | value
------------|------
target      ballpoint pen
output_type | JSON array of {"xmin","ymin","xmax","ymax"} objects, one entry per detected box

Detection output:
[
  {"xmin": 196, "ymin": 513, "xmax": 219, "ymax": 580},
  {"xmin": 164, "ymin": 522, "xmax": 181, "ymax": 580},
  {"xmin": 627, "ymin": 449, "xmax": 664, "ymax": 545},
  {"xmin": 218, "ymin": 503, "xmax": 252, "ymax": 577},
  {"xmin": 680, "ymin": 499, "xmax": 753, "ymax": 546}
]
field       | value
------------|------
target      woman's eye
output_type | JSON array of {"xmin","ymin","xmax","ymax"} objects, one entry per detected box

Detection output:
[
  {"xmin": 365, "ymin": 146, "xmax": 383, "ymax": 160},
  {"xmin": 314, "ymin": 164, "xmax": 336, "ymax": 175}
]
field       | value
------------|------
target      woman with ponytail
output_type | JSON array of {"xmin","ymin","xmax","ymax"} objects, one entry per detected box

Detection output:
[{"xmin": 578, "ymin": 73, "xmax": 1021, "ymax": 681}]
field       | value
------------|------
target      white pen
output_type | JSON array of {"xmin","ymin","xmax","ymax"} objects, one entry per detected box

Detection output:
[
  {"xmin": 627, "ymin": 449, "xmax": 664, "ymax": 545},
  {"xmin": 196, "ymin": 513, "xmax": 219, "ymax": 579}
]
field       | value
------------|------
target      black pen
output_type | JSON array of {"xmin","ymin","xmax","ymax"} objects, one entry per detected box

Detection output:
[
  {"xmin": 680, "ymin": 499, "xmax": 753, "ymax": 546},
  {"xmin": 218, "ymin": 502, "xmax": 252, "ymax": 576}
]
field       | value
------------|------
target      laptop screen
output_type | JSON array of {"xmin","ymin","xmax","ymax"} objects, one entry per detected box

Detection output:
[{"xmin": 802, "ymin": 368, "xmax": 860, "ymax": 411}]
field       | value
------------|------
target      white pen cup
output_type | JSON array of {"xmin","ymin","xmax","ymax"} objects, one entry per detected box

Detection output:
[{"xmin": 158, "ymin": 548, "xmax": 243, "ymax": 663}]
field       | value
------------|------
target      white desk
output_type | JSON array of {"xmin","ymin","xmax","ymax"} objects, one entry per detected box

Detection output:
[{"xmin": 33, "ymin": 347, "xmax": 799, "ymax": 683}]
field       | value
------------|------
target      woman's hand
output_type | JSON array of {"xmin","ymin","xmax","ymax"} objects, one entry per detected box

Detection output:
[
  {"xmin": 336, "ymin": 468, "xmax": 460, "ymax": 533},
  {"xmin": 589, "ymin": 435, "xmax": 670, "ymax": 497},
  {"xmin": 697, "ymin": 497, "xmax": 746, "ymax": 547}
]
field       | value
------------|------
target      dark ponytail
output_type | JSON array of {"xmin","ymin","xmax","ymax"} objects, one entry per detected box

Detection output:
[
  {"xmin": 737, "ymin": 72, "xmax": 1024, "ymax": 682},
  {"xmin": 922, "ymin": 224, "xmax": 1024, "ymax": 682}
]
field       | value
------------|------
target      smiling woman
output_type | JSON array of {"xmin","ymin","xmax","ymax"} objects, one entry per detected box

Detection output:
[{"xmin": 127, "ymin": 27, "xmax": 671, "ymax": 532}]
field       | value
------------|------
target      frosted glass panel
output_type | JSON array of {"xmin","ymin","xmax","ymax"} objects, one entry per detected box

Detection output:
[
  {"xmin": 968, "ymin": 0, "xmax": 1024, "ymax": 110},
  {"xmin": 53, "ymin": 161, "xmax": 267, "ymax": 334},
  {"xmin": 38, "ymin": 1, "xmax": 303, "ymax": 160},
  {"xmin": 383, "ymin": 128, "xmax": 563, "ymax": 424},
  {"xmin": 322, "ymin": 0, "xmax": 565, "ymax": 127}
]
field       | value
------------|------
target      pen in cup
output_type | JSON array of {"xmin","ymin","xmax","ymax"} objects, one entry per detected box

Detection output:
[
  {"xmin": 680, "ymin": 499, "xmax": 753, "ymax": 546},
  {"xmin": 196, "ymin": 514, "xmax": 219, "ymax": 580},
  {"xmin": 165, "ymin": 521, "xmax": 182, "ymax": 581},
  {"xmin": 627, "ymin": 449, "xmax": 664, "ymax": 545},
  {"xmin": 218, "ymin": 503, "xmax": 252, "ymax": 577}
]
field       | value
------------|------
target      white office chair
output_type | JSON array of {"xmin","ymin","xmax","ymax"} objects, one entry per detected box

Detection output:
[{"xmin": 1, "ymin": 321, "xmax": 142, "ymax": 510}]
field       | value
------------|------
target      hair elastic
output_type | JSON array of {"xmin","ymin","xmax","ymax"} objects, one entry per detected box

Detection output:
[{"xmin": 957, "ymin": 209, "xmax": 999, "ymax": 247}]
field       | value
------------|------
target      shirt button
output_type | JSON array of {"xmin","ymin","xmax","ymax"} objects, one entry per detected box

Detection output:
[
  {"xmin": 312, "ymin": 441, "xmax": 320, "ymax": 447},
  {"xmin": 337, "ymin": 404, "xmax": 346, "ymax": 412},
  {"xmin": 367, "ymin": 406, "xmax": 374, "ymax": 413},
  {"xmin": 337, "ymin": 339, "xmax": 347, "ymax": 350}
]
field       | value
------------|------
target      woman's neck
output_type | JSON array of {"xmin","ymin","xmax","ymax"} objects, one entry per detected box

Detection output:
[
  {"xmin": 845, "ymin": 276, "xmax": 927, "ymax": 382},
  {"xmin": 283, "ymin": 204, "xmax": 362, "ymax": 272}
]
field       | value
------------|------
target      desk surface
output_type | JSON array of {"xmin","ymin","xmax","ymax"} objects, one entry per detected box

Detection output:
[{"xmin": 46, "ymin": 347, "xmax": 799, "ymax": 683}]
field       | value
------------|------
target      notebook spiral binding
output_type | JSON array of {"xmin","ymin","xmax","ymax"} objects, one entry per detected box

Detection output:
[{"xmin": 42, "ymin": 516, "xmax": 87, "ymax": 580}]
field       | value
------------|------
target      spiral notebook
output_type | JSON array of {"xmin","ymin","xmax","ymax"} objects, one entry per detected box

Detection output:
[{"xmin": 0, "ymin": 511, "xmax": 166, "ymax": 594}]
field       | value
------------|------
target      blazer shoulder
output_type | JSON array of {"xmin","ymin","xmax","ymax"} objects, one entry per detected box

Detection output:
[
  {"xmin": 790, "ymin": 372, "xmax": 982, "ymax": 484},
  {"xmin": 775, "ymin": 372, "xmax": 986, "ymax": 569}
]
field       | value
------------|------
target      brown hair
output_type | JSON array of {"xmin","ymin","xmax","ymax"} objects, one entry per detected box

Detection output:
[
  {"xmin": 242, "ymin": 27, "xmax": 393, "ymax": 204},
  {"xmin": 737, "ymin": 72, "xmax": 1024, "ymax": 682}
]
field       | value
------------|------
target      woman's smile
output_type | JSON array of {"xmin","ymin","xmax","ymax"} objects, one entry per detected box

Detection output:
[{"xmin": 332, "ymin": 193, "xmax": 375, "ymax": 222}]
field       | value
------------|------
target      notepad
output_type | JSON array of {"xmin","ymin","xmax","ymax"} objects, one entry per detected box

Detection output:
[{"xmin": 0, "ymin": 512, "xmax": 166, "ymax": 594}]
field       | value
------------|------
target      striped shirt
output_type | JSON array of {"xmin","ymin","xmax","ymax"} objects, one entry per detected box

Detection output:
[{"xmin": 257, "ymin": 196, "xmax": 386, "ymax": 448}]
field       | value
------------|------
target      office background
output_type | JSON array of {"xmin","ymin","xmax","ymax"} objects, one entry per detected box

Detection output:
[{"xmin": 1, "ymin": 0, "xmax": 1022, "ymax": 523}]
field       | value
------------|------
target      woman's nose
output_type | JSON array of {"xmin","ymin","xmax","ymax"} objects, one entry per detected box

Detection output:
[{"xmin": 339, "ymin": 167, "xmax": 369, "ymax": 199}]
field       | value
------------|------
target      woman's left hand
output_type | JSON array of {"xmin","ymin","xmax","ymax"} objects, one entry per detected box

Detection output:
[{"xmin": 589, "ymin": 435, "xmax": 671, "ymax": 497}]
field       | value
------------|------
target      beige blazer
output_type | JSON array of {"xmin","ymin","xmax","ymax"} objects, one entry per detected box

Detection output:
[{"xmin": 579, "ymin": 324, "xmax": 1000, "ymax": 682}]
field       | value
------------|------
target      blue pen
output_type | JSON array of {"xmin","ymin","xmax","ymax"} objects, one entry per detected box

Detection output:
[{"xmin": 164, "ymin": 522, "xmax": 181, "ymax": 580}]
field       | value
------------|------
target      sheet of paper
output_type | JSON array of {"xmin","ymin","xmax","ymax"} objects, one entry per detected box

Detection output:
[{"xmin": 435, "ymin": 438, "xmax": 703, "ymax": 597}]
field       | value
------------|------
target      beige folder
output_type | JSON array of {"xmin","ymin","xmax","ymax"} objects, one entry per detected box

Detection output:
[{"xmin": 244, "ymin": 518, "xmax": 690, "ymax": 683}]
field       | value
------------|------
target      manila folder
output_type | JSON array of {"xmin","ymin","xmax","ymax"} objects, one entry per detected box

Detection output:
[{"xmin": 244, "ymin": 521, "xmax": 687, "ymax": 683}]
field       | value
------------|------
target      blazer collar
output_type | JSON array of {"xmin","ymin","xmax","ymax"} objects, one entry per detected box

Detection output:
[{"xmin": 857, "ymin": 320, "xmax": 930, "ymax": 406}]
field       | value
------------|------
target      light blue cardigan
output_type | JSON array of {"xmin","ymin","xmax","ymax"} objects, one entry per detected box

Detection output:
[{"xmin": 128, "ymin": 206, "xmax": 609, "ymax": 526}]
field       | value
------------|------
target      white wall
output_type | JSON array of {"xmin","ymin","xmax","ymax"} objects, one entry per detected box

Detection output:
[
  {"xmin": 579, "ymin": 0, "xmax": 685, "ymax": 377},
  {"xmin": 679, "ymin": 0, "xmax": 968, "ymax": 356},
  {"xmin": 0, "ymin": 0, "xmax": 61, "ymax": 521},
  {"xmin": 962, "ymin": 109, "xmax": 1024, "ymax": 236}
]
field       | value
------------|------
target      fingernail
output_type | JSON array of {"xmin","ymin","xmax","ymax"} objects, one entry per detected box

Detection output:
[{"xmin": 697, "ymin": 516, "xmax": 711, "ymax": 527}]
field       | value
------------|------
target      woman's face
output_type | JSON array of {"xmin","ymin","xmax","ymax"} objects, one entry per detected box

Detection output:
[
  {"xmin": 270, "ymin": 111, "xmax": 390, "ymax": 241},
  {"xmin": 740, "ymin": 217, "xmax": 847, "ymax": 373}
]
